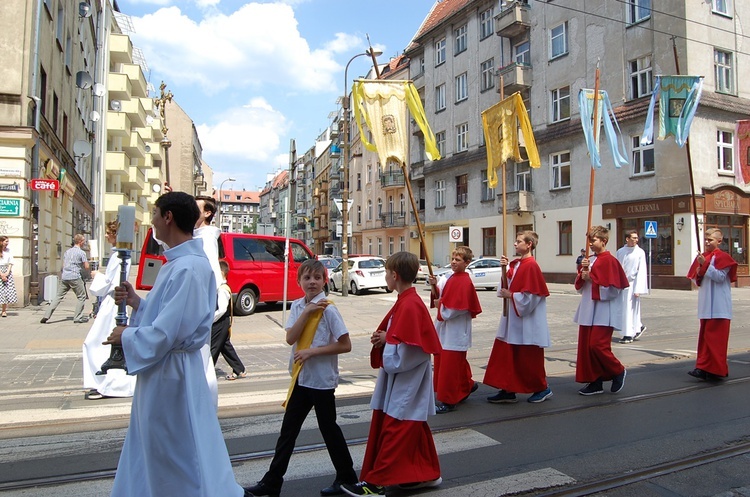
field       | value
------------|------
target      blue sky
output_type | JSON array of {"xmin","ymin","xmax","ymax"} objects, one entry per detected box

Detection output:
[{"xmin": 117, "ymin": 0, "xmax": 436, "ymax": 192}]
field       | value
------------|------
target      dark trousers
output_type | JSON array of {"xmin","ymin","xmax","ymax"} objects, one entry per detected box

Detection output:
[
  {"xmin": 210, "ymin": 318, "xmax": 245, "ymax": 375},
  {"xmin": 261, "ymin": 382, "xmax": 357, "ymax": 490}
]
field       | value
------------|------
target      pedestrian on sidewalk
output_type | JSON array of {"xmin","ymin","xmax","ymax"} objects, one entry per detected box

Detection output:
[
  {"xmin": 104, "ymin": 192, "xmax": 248, "ymax": 497},
  {"xmin": 342, "ymin": 252, "xmax": 442, "ymax": 497},
  {"xmin": 81, "ymin": 221, "xmax": 135, "ymax": 400},
  {"xmin": 484, "ymin": 231, "xmax": 553, "ymax": 404},
  {"xmin": 245, "ymin": 259, "xmax": 357, "ymax": 497},
  {"xmin": 574, "ymin": 226, "xmax": 629, "ymax": 396},
  {"xmin": 211, "ymin": 260, "xmax": 247, "ymax": 381},
  {"xmin": 687, "ymin": 228, "xmax": 737, "ymax": 381},
  {"xmin": 41, "ymin": 234, "xmax": 89, "ymax": 324},
  {"xmin": 616, "ymin": 230, "xmax": 648, "ymax": 343},
  {"xmin": 429, "ymin": 246, "xmax": 482, "ymax": 414},
  {"xmin": 0, "ymin": 236, "xmax": 17, "ymax": 318}
]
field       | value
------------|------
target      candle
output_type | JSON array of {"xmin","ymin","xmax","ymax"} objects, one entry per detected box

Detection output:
[{"xmin": 116, "ymin": 205, "xmax": 136, "ymax": 249}]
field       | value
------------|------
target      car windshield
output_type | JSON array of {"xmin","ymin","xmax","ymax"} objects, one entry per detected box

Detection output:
[
  {"xmin": 351, "ymin": 258, "xmax": 384, "ymax": 269},
  {"xmin": 320, "ymin": 259, "xmax": 338, "ymax": 269}
]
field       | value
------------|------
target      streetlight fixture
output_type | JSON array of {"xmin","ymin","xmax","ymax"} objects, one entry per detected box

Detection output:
[
  {"xmin": 341, "ymin": 48, "xmax": 381, "ymax": 297},
  {"xmin": 218, "ymin": 177, "xmax": 236, "ymax": 231}
]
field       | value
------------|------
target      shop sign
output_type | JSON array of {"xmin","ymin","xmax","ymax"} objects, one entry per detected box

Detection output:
[
  {"xmin": 0, "ymin": 183, "xmax": 20, "ymax": 193},
  {"xmin": 29, "ymin": 179, "xmax": 60, "ymax": 191},
  {"xmin": 0, "ymin": 167, "xmax": 23, "ymax": 178},
  {"xmin": 0, "ymin": 198, "xmax": 21, "ymax": 217}
]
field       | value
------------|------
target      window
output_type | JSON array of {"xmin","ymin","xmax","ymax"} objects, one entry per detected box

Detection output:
[
  {"xmin": 550, "ymin": 22, "xmax": 568, "ymax": 59},
  {"xmin": 629, "ymin": 55, "xmax": 653, "ymax": 99},
  {"xmin": 435, "ymin": 38, "xmax": 446, "ymax": 65},
  {"xmin": 516, "ymin": 161, "xmax": 532, "ymax": 191},
  {"xmin": 388, "ymin": 237, "xmax": 394, "ymax": 255},
  {"xmin": 377, "ymin": 198, "xmax": 382, "ymax": 217},
  {"xmin": 712, "ymin": 0, "xmax": 731, "ymax": 16},
  {"xmin": 377, "ymin": 238, "xmax": 382, "ymax": 256},
  {"xmin": 419, "ymin": 56, "xmax": 425, "ymax": 74},
  {"xmin": 436, "ymin": 179, "xmax": 445, "ymax": 208},
  {"xmin": 705, "ymin": 214, "xmax": 746, "ymax": 264},
  {"xmin": 480, "ymin": 170, "xmax": 496, "ymax": 201},
  {"xmin": 367, "ymin": 163, "xmax": 372, "ymax": 183},
  {"xmin": 456, "ymin": 174, "xmax": 468, "ymax": 205},
  {"xmin": 627, "ymin": 0, "xmax": 651, "ymax": 24},
  {"xmin": 717, "ymin": 130, "xmax": 734, "ymax": 173},
  {"xmin": 52, "ymin": 92, "xmax": 59, "ymax": 133},
  {"xmin": 551, "ymin": 86, "xmax": 571, "ymax": 122},
  {"xmin": 454, "ymin": 24, "xmax": 467, "ymax": 54},
  {"xmin": 39, "ymin": 66, "xmax": 47, "ymax": 116},
  {"xmin": 551, "ymin": 151, "xmax": 571, "ymax": 189},
  {"xmin": 65, "ymin": 33, "xmax": 72, "ymax": 71},
  {"xmin": 399, "ymin": 193, "xmax": 405, "ymax": 215},
  {"xmin": 399, "ymin": 236, "xmax": 405, "ymax": 252},
  {"xmin": 559, "ymin": 221, "xmax": 573, "ymax": 255},
  {"xmin": 715, "ymin": 49, "xmax": 734, "ymax": 94},
  {"xmin": 480, "ymin": 8, "xmax": 494, "ymax": 39},
  {"xmin": 368, "ymin": 238, "xmax": 372, "ymax": 254},
  {"xmin": 483, "ymin": 227, "xmax": 497, "ymax": 256},
  {"xmin": 435, "ymin": 131, "xmax": 446, "ymax": 157},
  {"xmin": 632, "ymin": 135, "xmax": 654, "ymax": 175},
  {"xmin": 515, "ymin": 41, "xmax": 530, "ymax": 65},
  {"xmin": 357, "ymin": 205, "xmax": 361, "ymax": 224},
  {"xmin": 435, "ymin": 84, "xmax": 446, "ymax": 112},
  {"xmin": 56, "ymin": 4, "xmax": 64, "ymax": 48},
  {"xmin": 456, "ymin": 123, "xmax": 469, "ymax": 152},
  {"xmin": 357, "ymin": 173, "xmax": 361, "ymax": 190},
  {"xmin": 455, "ymin": 72, "xmax": 468, "ymax": 102},
  {"xmin": 481, "ymin": 59, "xmax": 495, "ymax": 91},
  {"xmin": 367, "ymin": 199, "xmax": 372, "ymax": 220}
]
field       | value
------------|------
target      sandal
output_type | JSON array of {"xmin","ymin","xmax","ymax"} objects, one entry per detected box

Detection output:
[{"xmin": 225, "ymin": 371, "xmax": 247, "ymax": 381}]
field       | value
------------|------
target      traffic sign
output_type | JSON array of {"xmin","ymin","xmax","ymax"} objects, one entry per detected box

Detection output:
[
  {"xmin": 449, "ymin": 226, "xmax": 463, "ymax": 243},
  {"xmin": 644, "ymin": 220, "xmax": 657, "ymax": 238}
]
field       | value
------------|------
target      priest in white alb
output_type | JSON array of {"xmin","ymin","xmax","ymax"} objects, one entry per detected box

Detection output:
[{"xmin": 616, "ymin": 230, "xmax": 648, "ymax": 344}]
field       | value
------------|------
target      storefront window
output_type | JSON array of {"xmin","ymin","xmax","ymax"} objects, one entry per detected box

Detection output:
[
  {"xmin": 705, "ymin": 215, "xmax": 747, "ymax": 264},
  {"xmin": 622, "ymin": 215, "xmax": 673, "ymax": 266}
]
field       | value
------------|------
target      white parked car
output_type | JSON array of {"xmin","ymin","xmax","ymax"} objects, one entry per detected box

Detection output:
[
  {"xmin": 415, "ymin": 259, "xmax": 441, "ymax": 281},
  {"xmin": 425, "ymin": 258, "xmax": 504, "ymax": 290},
  {"xmin": 329, "ymin": 256, "xmax": 392, "ymax": 295},
  {"xmin": 318, "ymin": 256, "xmax": 341, "ymax": 294}
]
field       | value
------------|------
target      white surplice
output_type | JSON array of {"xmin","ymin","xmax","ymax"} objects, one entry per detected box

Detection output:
[
  {"xmin": 616, "ymin": 244, "xmax": 648, "ymax": 336},
  {"xmin": 82, "ymin": 248, "xmax": 135, "ymax": 397},
  {"xmin": 111, "ymin": 240, "xmax": 242, "ymax": 497}
]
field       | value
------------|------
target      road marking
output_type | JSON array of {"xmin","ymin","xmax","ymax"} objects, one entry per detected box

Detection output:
[{"xmin": 428, "ymin": 468, "xmax": 576, "ymax": 496}]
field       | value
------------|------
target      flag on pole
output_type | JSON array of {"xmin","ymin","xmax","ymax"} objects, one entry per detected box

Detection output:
[
  {"xmin": 578, "ymin": 89, "xmax": 629, "ymax": 169},
  {"xmin": 735, "ymin": 119, "xmax": 750, "ymax": 186},
  {"xmin": 481, "ymin": 92, "xmax": 540, "ymax": 189},
  {"xmin": 642, "ymin": 75, "xmax": 703, "ymax": 147},
  {"xmin": 352, "ymin": 80, "xmax": 440, "ymax": 169}
]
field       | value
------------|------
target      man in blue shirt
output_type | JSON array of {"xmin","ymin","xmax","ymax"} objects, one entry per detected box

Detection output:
[{"xmin": 41, "ymin": 234, "xmax": 89, "ymax": 324}]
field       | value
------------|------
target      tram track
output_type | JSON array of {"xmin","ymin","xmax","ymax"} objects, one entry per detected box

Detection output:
[{"xmin": 2, "ymin": 374, "xmax": 749, "ymax": 493}]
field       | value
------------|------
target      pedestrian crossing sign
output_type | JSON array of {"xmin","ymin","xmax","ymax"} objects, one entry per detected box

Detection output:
[{"xmin": 644, "ymin": 220, "xmax": 657, "ymax": 238}]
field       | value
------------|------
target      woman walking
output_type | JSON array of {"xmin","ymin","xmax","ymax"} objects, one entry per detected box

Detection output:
[{"xmin": 0, "ymin": 236, "xmax": 17, "ymax": 317}]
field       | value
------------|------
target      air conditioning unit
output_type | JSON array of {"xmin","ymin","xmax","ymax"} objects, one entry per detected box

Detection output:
[{"xmin": 410, "ymin": 230, "xmax": 420, "ymax": 239}]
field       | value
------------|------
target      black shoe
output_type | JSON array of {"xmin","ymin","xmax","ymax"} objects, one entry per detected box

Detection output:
[
  {"xmin": 487, "ymin": 390, "xmax": 517, "ymax": 404},
  {"xmin": 460, "ymin": 381, "xmax": 479, "ymax": 402},
  {"xmin": 243, "ymin": 482, "xmax": 280, "ymax": 497},
  {"xmin": 40, "ymin": 317, "xmax": 48, "ymax": 324},
  {"xmin": 579, "ymin": 381, "xmax": 604, "ymax": 396},
  {"xmin": 619, "ymin": 336, "xmax": 634, "ymax": 344},
  {"xmin": 435, "ymin": 402, "xmax": 456, "ymax": 414},
  {"xmin": 341, "ymin": 481, "xmax": 386, "ymax": 496},
  {"xmin": 611, "ymin": 369, "xmax": 627, "ymax": 393},
  {"xmin": 321, "ymin": 479, "xmax": 351, "ymax": 496},
  {"xmin": 688, "ymin": 368, "xmax": 708, "ymax": 380},
  {"xmin": 634, "ymin": 325, "xmax": 646, "ymax": 340}
]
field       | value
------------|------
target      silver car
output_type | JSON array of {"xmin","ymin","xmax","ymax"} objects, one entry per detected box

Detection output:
[
  {"xmin": 329, "ymin": 256, "xmax": 392, "ymax": 295},
  {"xmin": 425, "ymin": 258, "xmax": 504, "ymax": 290}
]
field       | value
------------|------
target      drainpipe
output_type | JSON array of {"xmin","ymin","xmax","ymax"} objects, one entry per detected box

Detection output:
[{"xmin": 28, "ymin": 0, "xmax": 43, "ymax": 305}]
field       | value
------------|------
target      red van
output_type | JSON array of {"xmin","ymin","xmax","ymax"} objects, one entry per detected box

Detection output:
[{"xmin": 136, "ymin": 230, "xmax": 315, "ymax": 315}]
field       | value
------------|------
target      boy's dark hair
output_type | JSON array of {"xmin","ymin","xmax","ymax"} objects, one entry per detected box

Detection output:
[
  {"xmin": 453, "ymin": 245, "xmax": 473, "ymax": 262},
  {"xmin": 588, "ymin": 225, "xmax": 609, "ymax": 245},
  {"xmin": 219, "ymin": 260, "xmax": 229, "ymax": 277},
  {"xmin": 386, "ymin": 252, "xmax": 419, "ymax": 282},
  {"xmin": 195, "ymin": 195, "xmax": 217, "ymax": 223},
  {"xmin": 155, "ymin": 192, "xmax": 200, "ymax": 235},
  {"xmin": 298, "ymin": 259, "xmax": 327, "ymax": 281}
]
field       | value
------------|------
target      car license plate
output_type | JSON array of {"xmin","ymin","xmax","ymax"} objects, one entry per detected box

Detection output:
[
  {"xmin": 371, "ymin": 270, "xmax": 384, "ymax": 276},
  {"xmin": 475, "ymin": 272, "xmax": 486, "ymax": 277}
]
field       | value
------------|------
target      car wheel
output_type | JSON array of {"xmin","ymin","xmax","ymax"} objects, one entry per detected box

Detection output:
[
  {"xmin": 236, "ymin": 287, "xmax": 257, "ymax": 316},
  {"xmin": 324, "ymin": 283, "xmax": 329, "ymax": 296},
  {"xmin": 331, "ymin": 279, "xmax": 338, "ymax": 292},
  {"xmin": 350, "ymin": 280, "xmax": 360, "ymax": 296}
]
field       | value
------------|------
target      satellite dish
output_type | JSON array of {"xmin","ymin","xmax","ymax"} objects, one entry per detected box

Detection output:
[
  {"xmin": 145, "ymin": 115, "xmax": 154, "ymax": 125},
  {"xmin": 110, "ymin": 100, "xmax": 122, "ymax": 112},
  {"xmin": 76, "ymin": 71, "xmax": 93, "ymax": 90},
  {"xmin": 90, "ymin": 110, "xmax": 100, "ymax": 122},
  {"xmin": 79, "ymin": 2, "xmax": 91, "ymax": 18},
  {"xmin": 144, "ymin": 144, "xmax": 151, "ymax": 153},
  {"xmin": 73, "ymin": 140, "xmax": 92, "ymax": 158},
  {"xmin": 152, "ymin": 183, "xmax": 161, "ymax": 193},
  {"xmin": 93, "ymin": 83, "xmax": 105, "ymax": 97}
]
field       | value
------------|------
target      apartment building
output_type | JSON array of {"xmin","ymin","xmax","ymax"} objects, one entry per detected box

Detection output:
[
  {"xmin": 406, "ymin": 0, "xmax": 750, "ymax": 288},
  {"xmin": 215, "ymin": 188, "xmax": 260, "ymax": 234},
  {"xmin": 162, "ymin": 99, "xmax": 211, "ymax": 196}
]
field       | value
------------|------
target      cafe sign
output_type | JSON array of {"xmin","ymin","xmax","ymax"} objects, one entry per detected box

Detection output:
[
  {"xmin": 29, "ymin": 179, "xmax": 60, "ymax": 191},
  {"xmin": 0, "ymin": 198, "xmax": 21, "ymax": 217}
]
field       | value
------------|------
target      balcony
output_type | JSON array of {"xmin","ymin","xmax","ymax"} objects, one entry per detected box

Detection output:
[
  {"xmin": 379, "ymin": 210, "xmax": 407, "ymax": 228},
  {"xmin": 122, "ymin": 63, "xmax": 148, "ymax": 98},
  {"xmin": 123, "ymin": 165, "xmax": 146, "ymax": 190},
  {"xmin": 123, "ymin": 130, "xmax": 146, "ymax": 159},
  {"xmin": 497, "ymin": 190, "xmax": 534, "ymax": 213},
  {"xmin": 104, "ymin": 192, "xmax": 128, "ymax": 212},
  {"xmin": 330, "ymin": 144, "xmax": 341, "ymax": 159},
  {"xmin": 380, "ymin": 170, "xmax": 405, "ymax": 189},
  {"xmin": 121, "ymin": 98, "xmax": 147, "ymax": 128},
  {"xmin": 106, "ymin": 111, "xmax": 131, "ymax": 138},
  {"xmin": 106, "ymin": 151, "xmax": 129, "ymax": 175},
  {"xmin": 108, "ymin": 72, "xmax": 132, "ymax": 101},
  {"xmin": 109, "ymin": 34, "xmax": 133, "ymax": 64},
  {"xmin": 498, "ymin": 63, "xmax": 532, "ymax": 93},
  {"xmin": 495, "ymin": 1, "xmax": 531, "ymax": 39}
]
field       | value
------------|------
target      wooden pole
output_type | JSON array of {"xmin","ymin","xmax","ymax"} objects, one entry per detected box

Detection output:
[
  {"xmin": 499, "ymin": 76, "xmax": 508, "ymax": 316},
  {"xmin": 584, "ymin": 66, "xmax": 602, "ymax": 258},
  {"xmin": 672, "ymin": 37, "xmax": 702, "ymax": 253}
]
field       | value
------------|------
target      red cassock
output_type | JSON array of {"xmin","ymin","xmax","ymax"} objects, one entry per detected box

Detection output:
[{"xmin": 363, "ymin": 287, "xmax": 441, "ymax": 486}]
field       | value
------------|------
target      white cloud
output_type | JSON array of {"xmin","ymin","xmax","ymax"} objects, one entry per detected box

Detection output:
[{"xmin": 130, "ymin": 3, "xmax": 351, "ymax": 95}]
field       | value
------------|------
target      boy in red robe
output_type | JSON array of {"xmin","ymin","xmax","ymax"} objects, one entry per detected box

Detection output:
[
  {"xmin": 574, "ymin": 226, "xmax": 629, "ymax": 396},
  {"xmin": 687, "ymin": 228, "xmax": 737, "ymax": 380},
  {"xmin": 428, "ymin": 246, "xmax": 482, "ymax": 413},
  {"xmin": 343, "ymin": 252, "xmax": 442, "ymax": 496}
]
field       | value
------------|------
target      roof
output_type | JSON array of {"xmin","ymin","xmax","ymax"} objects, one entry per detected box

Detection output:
[
  {"xmin": 405, "ymin": 0, "xmax": 474, "ymax": 53},
  {"xmin": 379, "ymin": 54, "xmax": 410, "ymax": 78},
  {"xmin": 214, "ymin": 189, "xmax": 261, "ymax": 204}
]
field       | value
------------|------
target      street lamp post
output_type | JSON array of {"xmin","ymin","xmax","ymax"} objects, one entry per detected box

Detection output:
[
  {"xmin": 218, "ymin": 177, "xmax": 236, "ymax": 231},
  {"xmin": 341, "ymin": 49, "xmax": 381, "ymax": 296}
]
